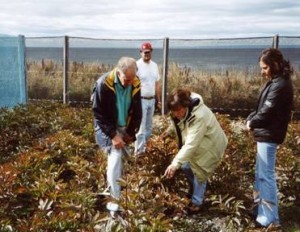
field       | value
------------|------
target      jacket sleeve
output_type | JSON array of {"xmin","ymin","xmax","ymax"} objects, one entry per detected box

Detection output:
[
  {"xmin": 249, "ymin": 81, "xmax": 284, "ymax": 129},
  {"xmin": 172, "ymin": 115, "xmax": 207, "ymax": 168},
  {"xmin": 92, "ymin": 80, "xmax": 117, "ymax": 139},
  {"xmin": 246, "ymin": 111, "xmax": 256, "ymax": 121}
]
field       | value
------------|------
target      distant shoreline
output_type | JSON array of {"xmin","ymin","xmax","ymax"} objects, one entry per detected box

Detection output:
[{"xmin": 25, "ymin": 47, "xmax": 300, "ymax": 71}]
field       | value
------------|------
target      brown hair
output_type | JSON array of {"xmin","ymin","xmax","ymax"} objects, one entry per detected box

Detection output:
[
  {"xmin": 167, "ymin": 88, "xmax": 192, "ymax": 111},
  {"xmin": 259, "ymin": 48, "xmax": 293, "ymax": 79}
]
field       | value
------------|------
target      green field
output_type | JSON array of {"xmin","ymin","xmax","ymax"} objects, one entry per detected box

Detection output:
[{"xmin": 0, "ymin": 101, "xmax": 299, "ymax": 231}]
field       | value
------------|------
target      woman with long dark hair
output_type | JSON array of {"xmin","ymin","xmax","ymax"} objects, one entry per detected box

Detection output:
[{"xmin": 246, "ymin": 48, "xmax": 294, "ymax": 228}]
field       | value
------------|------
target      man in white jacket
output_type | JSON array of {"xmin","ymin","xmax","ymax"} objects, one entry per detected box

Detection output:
[{"xmin": 164, "ymin": 88, "xmax": 228, "ymax": 214}]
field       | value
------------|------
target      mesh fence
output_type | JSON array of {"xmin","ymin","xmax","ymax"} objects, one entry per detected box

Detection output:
[
  {"xmin": 25, "ymin": 37, "xmax": 64, "ymax": 102},
  {"xmin": 24, "ymin": 36, "xmax": 300, "ymax": 117},
  {"xmin": 0, "ymin": 35, "xmax": 26, "ymax": 108}
]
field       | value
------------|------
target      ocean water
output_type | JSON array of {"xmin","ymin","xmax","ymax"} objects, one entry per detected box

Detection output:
[{"xmin": 25, "ymin": 47, "xmax": 300, "ymax": 71}]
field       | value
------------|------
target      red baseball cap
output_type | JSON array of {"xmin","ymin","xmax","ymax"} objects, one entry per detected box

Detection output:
[{"xmin": 140, "ymin": 42, "xmax": 153, "ymax": 51}]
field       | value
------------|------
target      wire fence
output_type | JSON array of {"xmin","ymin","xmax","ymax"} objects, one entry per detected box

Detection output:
[{"xmin": 25, "ymin": 35, "xmax": 300, "ymax": 118}]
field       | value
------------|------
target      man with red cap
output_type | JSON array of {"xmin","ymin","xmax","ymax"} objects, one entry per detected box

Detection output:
[{"xmin": 135, "ymin": 42, "xmax": 161, "ymax": 156}]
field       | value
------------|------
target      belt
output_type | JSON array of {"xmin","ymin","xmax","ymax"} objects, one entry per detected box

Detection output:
[{"xmin": 141, "ymin": 96, "xmax": 155, "ymax": 100}]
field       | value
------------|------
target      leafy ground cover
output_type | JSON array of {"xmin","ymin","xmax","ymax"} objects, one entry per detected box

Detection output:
[{"xmin": 0, "ymin": 102, "xmax": 299, "ymax": 231}]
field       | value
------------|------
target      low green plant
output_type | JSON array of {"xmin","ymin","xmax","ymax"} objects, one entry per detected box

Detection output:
[{"xmin": 0, "ymin": 102, "xmax": 299, "ymax": 231}]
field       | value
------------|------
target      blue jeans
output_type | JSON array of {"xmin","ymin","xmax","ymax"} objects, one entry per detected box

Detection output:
[
  {"xmin": 181, "ymin": 163, "xmax": 207, "ymax": 206},
  {"xmin": 135, "ymin": 98, "xmax": 155, "ymax": 154},
  {"xmin": 255, "ymin": 142, "xmax": 279, "ymax": 226}
]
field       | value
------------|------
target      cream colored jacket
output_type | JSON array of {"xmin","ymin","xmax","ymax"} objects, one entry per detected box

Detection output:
[{"xmin": 171, "ymin": 92, "xmax": 228, "ymax": 182}]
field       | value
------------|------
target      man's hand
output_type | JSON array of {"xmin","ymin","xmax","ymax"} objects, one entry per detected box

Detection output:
[
  {"xmin": 163, "ymin": 164, "xmax": 177, "ymax": 179},
  {"xmin": 123, "ymin": 133, "xmax": 134, "ymax": 144},
  {"xmin": 112, "ymin": 134, "xmax": 125, "ymax": 149}
]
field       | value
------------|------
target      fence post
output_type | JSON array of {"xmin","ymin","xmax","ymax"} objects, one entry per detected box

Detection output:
[
  {"xmin": 272, "ymin": 34, "xmax": 279, "ymax": 49},
  {"xmin": 161, "ymin": 37, "xmax": 169, "ymax": 115},
  {"xmin": 63, "ymin": 36, "xmax": 69, "ymax": 104},
  {"xmin": 18, "ymin": 35, "xmax": 27, "ymax": 103}
]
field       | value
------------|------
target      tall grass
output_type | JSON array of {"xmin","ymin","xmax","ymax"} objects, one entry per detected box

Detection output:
[
  {"xmin": 26, "ymin": 60, "xmax": 113, "ymax": 102},
  {"xmin": 26, "ymin": 59, "xmax": 300, "ymax": 113}
]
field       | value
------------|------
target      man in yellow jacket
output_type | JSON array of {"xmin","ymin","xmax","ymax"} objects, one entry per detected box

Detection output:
[{"xmin": 164, "ymin": 88, "xmax": 228, "ymax": 214}]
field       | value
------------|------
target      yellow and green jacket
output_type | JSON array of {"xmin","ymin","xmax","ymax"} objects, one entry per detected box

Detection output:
[{"xmin": 92, "ymin": 68, "xmax": 142, "ymax": 144}]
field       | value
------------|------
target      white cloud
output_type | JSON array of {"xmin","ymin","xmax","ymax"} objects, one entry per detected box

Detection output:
[{"xmin": 0, "ymin": 0, "xmax": 299, "ymax": 39}]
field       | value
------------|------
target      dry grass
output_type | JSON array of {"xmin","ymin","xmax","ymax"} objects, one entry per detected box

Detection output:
[{"xmin": 26, "ymin": 60, "xmax": 300, "ymax": 111}]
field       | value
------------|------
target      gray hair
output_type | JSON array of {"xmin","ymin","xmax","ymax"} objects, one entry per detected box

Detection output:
[{"xmin": 117, "ymin": 57, "xmax": 137, "ymax": 73}]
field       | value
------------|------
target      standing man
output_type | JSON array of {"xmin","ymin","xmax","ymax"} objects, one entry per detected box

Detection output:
[
  {"xmin": 246, "ymin": 48, "xmax": 294, "ymax": 228},
  {"xmin": 163, "ymin": 88, "xmax": 228, "ymax": 214},
  {"xmin": 92, "ymin": 57, "xmax": 142, "ymax": 217},
  {"xmin": 135, "ymin": 42, "xmax": 161, "ymax": 156}
]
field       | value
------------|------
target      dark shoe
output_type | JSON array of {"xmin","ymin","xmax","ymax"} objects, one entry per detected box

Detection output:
[
  {"xmin": 254, "ymin": 222, "xmax": 281, "ymax": 231},
  {"xmin": 267, "ymin": 223, "xmax": 282, "ymax": 231},
  {"xmin": 184, "ymin": 203, "xmax": 203, "ymax": 215},
  {"xmin": 134, "ymin": 151, "xmax": 146, "ymax": 158},
  {"xmin": 133, "ymin": 151, "xmax": 146, "ymax": 163},
  {"xmin": 254, "ymin": 221, "xmax": 265, "ymax": 228},
  {"xmin": 247, "ymin": 204, "xmax": 258, "ymax": 219}
]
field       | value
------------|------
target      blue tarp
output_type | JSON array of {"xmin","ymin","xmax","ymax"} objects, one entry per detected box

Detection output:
[{"xmin": 0, "ymin": 35, "xmax": 26, "ymax": 108}]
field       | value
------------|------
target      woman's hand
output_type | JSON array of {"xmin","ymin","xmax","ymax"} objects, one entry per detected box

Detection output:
[
  {"xmin": 163, "ymin": 164, "xmax": 177, "ymax": 179},
  {"xmin": 246, "ymin": 120, "xmax": 251, "ymax": 131}
]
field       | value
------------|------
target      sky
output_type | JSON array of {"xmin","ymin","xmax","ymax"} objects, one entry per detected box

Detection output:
[{"xmin": 1, "ymin": 0, "xmax": 300, "ymax": 40}]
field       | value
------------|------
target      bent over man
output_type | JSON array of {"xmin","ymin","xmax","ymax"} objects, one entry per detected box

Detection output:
[{"xmin": 92, "ymin": 57, "xmax": 142, "ymax": 217}]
